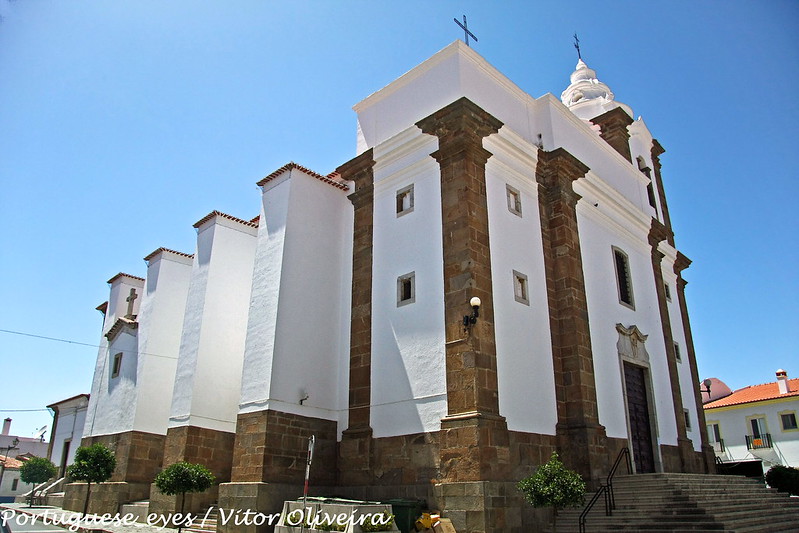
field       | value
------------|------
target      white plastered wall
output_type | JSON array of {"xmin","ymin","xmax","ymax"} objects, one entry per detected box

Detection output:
[
  {"xmin": 84, "ymin": 275, "xmax": 144, "ymax": 437},
  {"xmin": 49, "ymin": 396, "xmax": 89, "ymax": 470},
  {"xmin": 370, "ymin": 128, "xmax": 447, "ymax": 438},
  {"xmin": 484, "ymin": 129, "xmax": 558, "ymax": 434}
]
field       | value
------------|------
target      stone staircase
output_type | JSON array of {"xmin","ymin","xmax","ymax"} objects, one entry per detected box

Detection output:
[
  {"xmin": 185, "ymin": 506, "xmax": 219, "ymax": 533},
  {"xmin": 556, "ymin": 473, "xmax": 799, "ymax": 532}
]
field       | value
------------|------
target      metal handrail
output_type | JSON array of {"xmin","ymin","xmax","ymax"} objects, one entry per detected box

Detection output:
[
  {"xmin": 605, "ymin": 447, "xmax": 632, "ymax": 512},
  {"xmin": 578, "ymin": 485, "xmax": 608, "ymax": 533},
  {"xmin": 578, "ymin": 447, "xmax": 632, "ymax": 533}
]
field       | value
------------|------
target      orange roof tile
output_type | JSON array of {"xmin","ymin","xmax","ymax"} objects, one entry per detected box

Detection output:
[
  {"xmin": 143, "ymin": 247, "xmax": 194, "ymax": 262},
  {"xmin": 107, "ymin": 272, "xmax": 145, "ymax": 284},
  {"xmin": 0, "ymin": 455, "xmax": 27, "ymax": 469},
  {"xmin": 704, "ymin": 378, "xmax": 799, "ymax": 409},
  {"xmin": 193, "ymin": 210, "xmax": 259, "ymax": 229},
  {"xmin": 257, "ymin": 162, "xmax": 349, "ymax": 191}
]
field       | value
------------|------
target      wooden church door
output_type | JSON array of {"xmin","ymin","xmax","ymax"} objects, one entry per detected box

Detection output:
[{"xmin": 624, "ymin": 362, "xmax": 655, "ymax": 473}]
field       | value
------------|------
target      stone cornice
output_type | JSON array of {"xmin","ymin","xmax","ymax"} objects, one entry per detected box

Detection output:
[
  {"xmin": 648, "ymin": 219, "xmax": 673, "ymax": 249},
  {"xmin": 416, "ymin": 97, "xmax": 503, "ymax": 151},
  {"xmin": 337, "ymin": 149, "xmax": 376, "ymax": 208},
  {"xmin": 674, "ymin": 251, "xmax": 692, "ymax": 274},
  {"xmin": 590, "ymin": 107, "xmax": 634, "ymax": 162},
  {"xmin": 536, "ymin": 147, "xmax": 590, "ymax": 192}
]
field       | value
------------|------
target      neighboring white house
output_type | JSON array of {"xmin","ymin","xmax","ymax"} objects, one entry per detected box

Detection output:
[
  {"xmin": 0, "ymin": 419, "xmax": 48, "ymax": 459},
  {"xmin": 704, "ymin": 369, "xmax": 799, "ymax": 469},
  {"xmin": 46, "ymin": 394, "xmax": 89, "ymax": 477},
  {"xmin": 0, "ymin": 455, "xmax": 32, "ymax": 504}
]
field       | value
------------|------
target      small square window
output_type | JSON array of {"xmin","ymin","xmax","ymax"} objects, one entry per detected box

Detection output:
[
  {"xmin": 683, "ymin": 409, "xmax": 692, "ymax": 431},
  {"xmin": 612, "ymin": 247, "xmax": 635, "ymax": 309},
  {"xmin": 396, "ymin": 184, "xmax": 414, "ymax": 217},
  {"xmin": 673, "ymin": 342, "xmax": 682, "ymax": 362},
  {"xmin": 513, "ymin": 270, "xmax": 529, "ymax": 305},
  {"xmin": 781, "ymin": 412, "xmax": 798, "ymax": 431},
  {"xmin": 112, "ymin": 352, "xmax": 123, "ymax": 378},
  {"xmin": 506, "ymin": 185, "xmax": 522, "ymax": 217},
  {"xmin": 397, "ymin": 272, "xmax": 415, "ymax": 306},
  {"xmin": 664, "ymin": 283, "xmax": 672, "ymax": 301}
]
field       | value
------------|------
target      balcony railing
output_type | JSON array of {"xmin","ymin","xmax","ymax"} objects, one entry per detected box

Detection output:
[
  {"xmin": 745, "ymin": 433, "xmax": 772, "ymax": 450},
  {"xmin": 711, "ymin": 439, "xmax": 725, "ymax": 453}
]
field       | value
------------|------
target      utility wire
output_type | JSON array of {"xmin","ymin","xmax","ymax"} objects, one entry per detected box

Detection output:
[{"xmin": 0, "ymin": 328, "xmax": 177, "ymax": 360}]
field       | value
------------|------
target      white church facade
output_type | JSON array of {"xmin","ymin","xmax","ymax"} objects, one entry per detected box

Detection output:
[{"xmin": 66, "ymin": 42, "xmax": 713, "ymax": 532}]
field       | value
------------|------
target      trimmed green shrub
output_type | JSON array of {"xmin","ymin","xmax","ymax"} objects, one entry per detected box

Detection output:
[
  {"xmin": 154, "ymin": 462, "xmax": 215, "ymax": 532},
  {"xmin": 518, "ymin": 452, "xmax": 586, "ymax": 533},
  {"xmin": 765, "ymin": 464, "xmax": 799, "ymax": 496},
  {"xmin": 19, "ymin": 457, "xmax": 57, "ymax": 507},
  {"xmin": 67, "ymin": 443, "xmax": 116, "ymax": 516}
]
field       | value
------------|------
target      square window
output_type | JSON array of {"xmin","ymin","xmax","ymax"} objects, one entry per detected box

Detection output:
[
  {"xmin": 513, "ymin": 270, "xmax": 529, "ymax": 305},
  {"xmin": 673, "ymin": 342, "xmax": 682, "ymax": 362},
  {"xmin": 397, "ymin": 272, "xmax": 415, "ymax": 306},
  {"xmin": 112, "ymin": 352, "xmax": 123, "ymax": 378},
  {"xmin": 664, "ymin": 283, "xmax": 672, "ymax": 301},
  {"xmin": 612, "ymin": 247, "xmax": 635, "ymax": 309},
  {"xmin": 781, "ymin": 412, "xmax": 798, "ymax": 431},
  {"xmin": 506, "ymin": 185, "xmax": 522, "ymax": 217},
  {"xmin": 396, "ymin": 185, "xmax": 414, "ymax": 217}
]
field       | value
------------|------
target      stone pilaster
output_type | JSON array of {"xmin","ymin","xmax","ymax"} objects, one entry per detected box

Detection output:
[
  {"xmin": 217, "ymin": 410, "xmax": 338, "ymax": 533},
  {"xmin": 651, "ymin": 140, "xmax": 675, "ymax": 246},
  {"xmin": 535, "ymin": 147, "xmax": 609, "ymax": 484},
  {"xmin": 674, "ymin": 253, "xmax": 716, "ymax": 474},
  {"xmin": 336, "ymin": 149, "xmax": 376, "ymax": 485},
  {"xmin": 648, "ymin": 221, "xmax": 694, "ymax": 471},
  {"xmin": 417, "ymin": 97, "xmax": 511, "ymax": 533},
  {"xmin": 417, "ymin": 96, "xmax": 509, "ymax": 474},
  {"xmin": 149, "ymin": 425, "xmax": 235, "ymax": 517},
  {"xmin": 591, "ymin": 107, "xmax": 634, "ymax": 163}
]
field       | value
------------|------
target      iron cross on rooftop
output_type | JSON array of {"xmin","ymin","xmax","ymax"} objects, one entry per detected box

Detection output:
[{"xmin": 454, "ymin": 15, "xmax": 478, "ymax": 47}]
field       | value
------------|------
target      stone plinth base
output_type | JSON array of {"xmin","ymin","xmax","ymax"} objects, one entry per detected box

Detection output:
[
  {"xmin": 217, "ymin": 482, "xmax": 304, "ymax": 533},
  {"xmin": 434, "ymin": 481, "xmax": 527, "ymax": 533},
  {"xmin": 147, "ymin": 484, "xmax": 219, "ymax": 520},
  {"xmin": 63, "ymin": 482, "xmax": 151, "ymax": 514}
]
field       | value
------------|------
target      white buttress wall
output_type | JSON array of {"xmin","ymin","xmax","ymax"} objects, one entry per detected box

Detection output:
[
  {"xmin": 170, "ymin": 216, "xmax": 257, "ymax": 433},
  {"xmin": 239, "ymin": 168, "xmax": 352, "ymax": 432},
  {"xmin": 133, "ymin": 250, "xmax": 192, "ymax": 434}
]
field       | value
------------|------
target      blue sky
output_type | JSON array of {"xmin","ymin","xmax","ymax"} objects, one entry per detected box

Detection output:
[{"xmin": 1, "ymin": 1, "xmax": 797, "ymax": 438}]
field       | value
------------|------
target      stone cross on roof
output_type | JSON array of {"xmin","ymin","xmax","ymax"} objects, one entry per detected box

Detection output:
[
  {"xmin": 454, "ymin": 15, "xmax": 478, "ymax": 47},
  {"xmin": 125, "ymin": 288, "xmax": 138, "ymax": 319}
]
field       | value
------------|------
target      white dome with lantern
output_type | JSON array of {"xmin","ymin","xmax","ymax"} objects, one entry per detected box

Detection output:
[{"xmin": 560, "ymin": 59, "xmax": 633, "ymax": 121}]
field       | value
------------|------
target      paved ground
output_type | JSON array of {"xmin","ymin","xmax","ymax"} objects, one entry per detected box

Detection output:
[{"xmin": 0, "ymin": 504, "xmax": 177, "ymax": 533}]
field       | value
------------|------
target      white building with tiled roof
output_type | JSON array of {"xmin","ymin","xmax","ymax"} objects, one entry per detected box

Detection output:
[{"xmin": 704, "ymin": 369, "xmax": 799, "ymax": 470}]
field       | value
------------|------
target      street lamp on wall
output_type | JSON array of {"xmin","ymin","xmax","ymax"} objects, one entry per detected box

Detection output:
[
  {"xmin": 699, "ymin": 378, "xmax": 712, "ymax": 396},
  {"xmin": 463, "ymin": 296, "xmax": 482, "ymax": 330}
]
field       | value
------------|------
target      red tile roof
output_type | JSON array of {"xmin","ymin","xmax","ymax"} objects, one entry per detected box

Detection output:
[
  {"xmin": 106, "ymin": 272, "xmax": 145, "ymax": 284},
  {"xmin": 0, "ymin": 455, "xmax": 28, "ymax": 469},
  {"xmin": 704, "ymin": 378, "xmax": 799, "ymax": 409},
  {"xmin": 257, "ymin": 162, "xmax": 349, "ymax": 191},
  {"xmin": 193, "ymin": 210, "xmax": 259, "ymax": 229},
  {"xmin": 143, "ymin": 247, "xmax": 194, "ymax": 262}
]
